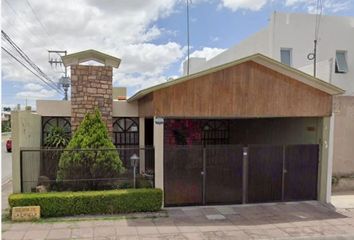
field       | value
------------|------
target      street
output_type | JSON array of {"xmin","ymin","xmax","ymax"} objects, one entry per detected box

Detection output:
[{"xmin": 2, "ymin": 133, "xmax": 12, "ymax": 184}]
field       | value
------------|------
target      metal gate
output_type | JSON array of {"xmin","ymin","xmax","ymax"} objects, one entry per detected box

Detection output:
[
  {"xmin": 247, "ymin": 145, "xmax": 283, "ymax": 203},
  {"xmin": 164, "ymin": 146, "xmax": 204, "ymax": 206},
  {"xmin": 164, "ymin": 144, "xmax": 319, "ymax": 206},
  {"xmin": 164, "ymin": 145, "xmax": 243, "ymax": 206},
  {"xmin": 284, "ymin": 145, "xmax": 319, "ymax": 201}
]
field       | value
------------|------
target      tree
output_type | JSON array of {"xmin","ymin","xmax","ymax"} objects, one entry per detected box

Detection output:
[{"xmin": 56, "ymin": 109, "xmax": 124, "ymax": 190}]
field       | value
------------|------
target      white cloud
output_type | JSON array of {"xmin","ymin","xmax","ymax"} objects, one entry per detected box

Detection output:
[
  {"xmin": 118, "ymin": 42, "xmax": 185, "ymax": 75},
  {"xmin": 23, "ymin": 83, "xmax": 43, "ymax": 91},
  {"xmin": 220, "ymin": 0, "xmax": 351, "ymax": 12},
  {"xmin": 220, "ymin": 0, "xmax": 269, "ymax": 11},
  {"xmin": 179, "ymin": 47, "xmax": 226, "ymax": 73},
  {"xmin": 1, "ymin": 0, "xmax": 183, "ymax": 102},
  {"xmin": 16, "ymin": 88, "xmax": 57, "ymax": 100},
  {"xmin": 285, "ymin": 0, "xmax": 351, "ymax": 13},
  {"xmin": 189, "ymin": 47, "xmax": 226, "ymax": 60}
]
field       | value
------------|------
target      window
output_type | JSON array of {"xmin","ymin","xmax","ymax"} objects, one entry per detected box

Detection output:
[
  {"xmin": 113, "ymin": 117, "xmax": 139, "ymax": 147},
  {"xmin": 335, "ymin": 51, "xmax": 348, "ymax": 74},
  {"xmin": 42, "ymin": 117, "xmax": 71, "ymax": 146},
  {"xmin": 280, "ymin": 48, "xmax": 292, "ymax": 66}
]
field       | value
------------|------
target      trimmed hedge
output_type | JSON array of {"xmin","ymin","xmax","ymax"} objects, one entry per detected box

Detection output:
[{"xmin": 9, "ymin": 188, "xmax": 162, "ymax": 218}]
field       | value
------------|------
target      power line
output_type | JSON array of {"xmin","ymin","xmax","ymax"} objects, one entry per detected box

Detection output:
[
  {"xmin": 1, "ymin": 46, "xmax": 63, "ymax": 95},
  {"xmin": 2, "ymin": 30, "xmax": 62, "ymax": 92},
  {"xmin": 2, "ymin": 0, "xmax": 45, "ymax": 45},
  {"xmin": 2, "ymin": 0, "xmax": 65, "ymax": 77},
  {"xmin": 25, "ymin": 0, "xmax": 63, "ymax": 49},
  {"xmin": 187, "ymin": 0, "xmax": 190, "ymax": 75}
]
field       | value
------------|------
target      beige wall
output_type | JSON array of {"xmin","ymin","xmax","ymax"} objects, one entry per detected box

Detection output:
[
  {"xmin": 11, "ymin": 110, "xmax": 41, "ymax": 193},
  {"xmin": 113, "ymin": 87, "xmax": 127, "ymax": 99},
  {"xmin": 112, "ymin": 101, "xmax": 139, "ymax": 117},
  {"xmin": 36, "ymin": 100, "xmax": 138, "ymax": 117},
  {"xmin": 36, "ymin": 100, "xmax": 71, "ymax": 116},
  {"xmin": 332, "ymin": 96, "xmax": 354, "ymax": 176}
]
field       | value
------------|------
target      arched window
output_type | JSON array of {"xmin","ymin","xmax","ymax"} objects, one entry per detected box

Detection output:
[
  {"xmin": 113, "ymin": 117, "xmax": 139, "ymax": 147},
  {"xmin": 42, "ymin": 117, "xmax": 71, "ymax": 146}
]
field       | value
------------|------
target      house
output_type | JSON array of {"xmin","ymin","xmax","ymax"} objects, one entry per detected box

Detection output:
[
  {"xmin": 183, "ymin": 12, "xmax": 354, "ymax": 179},
  {"xmin": 2, "ymin": 110, "xmax": 11, "ymax": 132},
  {"xmin": 11, "ymin": 50, "xmax": 343, "ymax": 207}
]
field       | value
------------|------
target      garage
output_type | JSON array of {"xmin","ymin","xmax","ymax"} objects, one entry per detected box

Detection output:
[
  {"xmin": 129, "ymin": 54, "xmax": 343, "ymax": 206},
  {"xmin": 163, "ymin": 118, "xmax": 319, "ymax": 206}
]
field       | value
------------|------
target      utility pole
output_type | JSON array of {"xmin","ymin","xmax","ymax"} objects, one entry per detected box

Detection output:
[
  {"xmin": 48, "ymin": 50, "xmax": 70, "ymax": 100},
  {"xmin": 307, "ymin": 40, "xmax": 317, "ymax": 78},
  {"xmin": 186, "ymin": 0, "xmax": 190, "ymax": 75}
]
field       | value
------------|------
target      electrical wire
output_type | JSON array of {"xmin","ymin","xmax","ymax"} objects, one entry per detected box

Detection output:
[
  {"xmin": 1, "ymin": 46, "xmax": 63, "ymax": 95},
  {"xmin": 25, "ymin": 0, "xmax": 63, "ymax": 49},
  {"xmin": 2, "ymin": 0, "xmax": 66, "ymax": 76},
  {"xmin": 2, "ymin": 0, "xmax": 45, "ymax": 46},
  {"xmin": 2, "ymin": 30, "xmax": 62, "ymax": 92}
]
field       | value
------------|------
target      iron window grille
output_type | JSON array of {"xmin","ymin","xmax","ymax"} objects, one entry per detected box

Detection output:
[{"xmin": 41, "ymin": 117, "xmax": 71, "ymax": 146}]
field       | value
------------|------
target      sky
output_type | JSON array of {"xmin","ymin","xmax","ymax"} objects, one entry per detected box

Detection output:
[{"xmin": 1, "ymin": 0, "xmax": 354, "ymax": 109}]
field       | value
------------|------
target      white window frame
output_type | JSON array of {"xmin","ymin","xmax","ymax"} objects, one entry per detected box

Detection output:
[
  {"xmin": 280, "ymin": 48, "xmax": 293, "ymax": 67},
  {"xmin": 335, "ymin": 50, "xmax": 348, "ymax": 74}
]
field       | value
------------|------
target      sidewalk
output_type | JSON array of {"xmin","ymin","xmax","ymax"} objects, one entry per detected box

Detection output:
[
  {"xmin": 2, "ymin": 201, "xmax": 354, "ymax": 240},
  {"xmin": 332, "ymin": 191, "xmax": 354, "ymax": 209}
]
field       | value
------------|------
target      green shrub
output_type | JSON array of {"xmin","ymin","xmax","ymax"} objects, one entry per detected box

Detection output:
[
  {"xmin": 57, "ymin": 109, "xmax": 124, "ymax": 190},
  {"xmin": 44, "ymin": 126, "xmax": 70, "ymax": 148},
  {"xmin": 9, "ymin": 188, "xmax": 162, "ymax": 218}
]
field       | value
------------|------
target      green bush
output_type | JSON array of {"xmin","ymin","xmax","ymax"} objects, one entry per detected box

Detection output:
[
  {"xmin": 57, "ymin": 109, "xmax": 124, "ymax": 190},
  {"xmin": 9, "ymin": 188, "xmax": 162, "ymax": 218},
  {"xmin": 44, "ymin": 126, "xmax": 70, "ymax": 148}
]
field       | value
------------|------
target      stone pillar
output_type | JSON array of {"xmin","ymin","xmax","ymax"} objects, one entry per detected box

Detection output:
[{"xmin": 70, "ymin": 65, "xmax": 113, "ymax": 134}]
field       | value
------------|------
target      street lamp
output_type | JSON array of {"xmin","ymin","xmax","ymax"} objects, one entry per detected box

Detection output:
[{"xmin": 130, "ymin": 154, "xmax": 139, "ymax": 188}]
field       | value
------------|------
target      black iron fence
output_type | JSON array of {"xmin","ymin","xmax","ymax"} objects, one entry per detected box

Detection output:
[{"xmin": 20, "ymin": 147, "xmax": 154, "ymax": 193}]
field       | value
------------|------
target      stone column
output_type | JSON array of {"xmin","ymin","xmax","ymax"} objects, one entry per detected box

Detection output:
[{"xmin": 70, "ymin": 65, "xmax": 113, "ymax": 134}]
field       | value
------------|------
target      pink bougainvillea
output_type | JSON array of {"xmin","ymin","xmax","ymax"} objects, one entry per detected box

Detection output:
[{"xmin": 164, "ymin": 119, "xmax": 202, "ymax": 145}]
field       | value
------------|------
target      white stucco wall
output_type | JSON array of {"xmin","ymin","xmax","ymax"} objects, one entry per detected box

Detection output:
[
  {"xmin": 190, "ymin": 28, "xmax": 270, "ymax": 74},
  {"xmin": 184, "ymin": 12, "xmax": 354, "ymax": 95}
]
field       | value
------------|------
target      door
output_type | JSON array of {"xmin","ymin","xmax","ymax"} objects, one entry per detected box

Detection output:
[
  {"xmin": 205, "ymin": 145, "xmax": 243, "ymax": 204},
  {"xmin": 164, "ymin": 146, "xmax": 203, "ymax": 206},
  {"xmin": 284, "ymin": 144, "xmax": 319, "ymax": 201},
  {"xmin": 247, "ymin": 145, "xmax": 283, "ymax": 203}
]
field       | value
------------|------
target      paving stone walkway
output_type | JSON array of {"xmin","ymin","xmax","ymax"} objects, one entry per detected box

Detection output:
[{"xmin": 2, "ymin": 201, "xmax": 354, "ymax": 239}]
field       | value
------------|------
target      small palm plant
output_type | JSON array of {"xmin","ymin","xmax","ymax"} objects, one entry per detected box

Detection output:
[
  {"xmin": 44, "ymin": 126, "xmax": 70, "ymax": 148},
  {"xmin": 41, "ymin": 126, "xmax": 71, "ymax": 183}
]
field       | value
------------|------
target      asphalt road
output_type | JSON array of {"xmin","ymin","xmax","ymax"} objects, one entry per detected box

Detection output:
[{"xmin": 2, "ymin": 133, "xmax": 12, "ymax": 185}]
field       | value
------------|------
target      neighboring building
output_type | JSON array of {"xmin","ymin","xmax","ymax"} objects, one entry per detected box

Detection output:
[
  {"xmin": 12, "ymin": 50, "xmax": 343, "ymax": 207},
  {"xmin": 2, "ymin": 110, "xmax": 11, "ymax": 132},
  {"xmin": 183, "ymin": 12, "xmax": 354, "ymax": 177}
]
